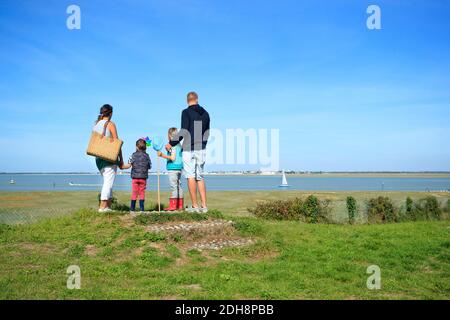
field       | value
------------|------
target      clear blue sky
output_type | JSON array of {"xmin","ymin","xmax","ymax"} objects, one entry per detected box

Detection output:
[{"xmin": 1, "ymin": 0, "xmax": 449, "ymax": 172}]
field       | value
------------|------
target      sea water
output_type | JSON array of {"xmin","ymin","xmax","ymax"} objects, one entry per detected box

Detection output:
[{"xmin": 1, "ymin": 174, "xmax": 449, "ymax": 192}]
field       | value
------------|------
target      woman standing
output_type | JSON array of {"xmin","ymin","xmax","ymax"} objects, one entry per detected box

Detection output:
[{"xmin": 93, "ymin": 104, "xmax": 123, "ymax": 212}]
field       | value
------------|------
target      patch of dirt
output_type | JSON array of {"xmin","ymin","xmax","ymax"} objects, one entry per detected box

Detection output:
[
  {"xmin": 133, "ymin": 247, "xmax": 145, "ymax": 256},
  {"xmin": 180, "ymin": 284, "xmax": 202, "ymax": 292},
  {"xmin": 112, "ymin": 233, "xmax": 129, "ymax": 246},
  {"xmin": 381, "ymin": 292, "xmax": 408, "ymax": 299},
  {"xmin": 148, "ymin": 242, "xmax": 165, "ymax": 250},
  {"xmin": 85, "ymin": 245, "xmax": 99, "ymax": 257},
  {"xmin": 244, "ymin": 248, "xmax": 280, "ymax": 263},
  {"xmin": 174, "ymin": 256, "xmax": 191, "ymax": 267},
  {"xmin": 119, "ymin": 214, "xmax": 135, "ymax": 228},
  {"xmin": 18, "ymin": 242, "xmax": 57, "ymax": 254},
  {"xmin": 160, "ymin": 295, "xmax": 183, "ymax": 300},
  {"xmin": 129, "ymin": 216, "xmax": 276, "ymax": 267}
]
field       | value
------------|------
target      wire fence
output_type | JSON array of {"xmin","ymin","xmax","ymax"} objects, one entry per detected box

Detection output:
[
  {"xmin": 0, "ymin": 192, "xmax": 448, "ymax": 225},
  {"xmin": 0, "ymin": 206, "xmax": 97, "ymax": 225}
]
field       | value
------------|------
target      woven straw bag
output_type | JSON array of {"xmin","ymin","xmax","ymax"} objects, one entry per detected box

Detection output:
[{"xmin": 86, "ymin": 121, "xmax": 123, "ymax": 162}]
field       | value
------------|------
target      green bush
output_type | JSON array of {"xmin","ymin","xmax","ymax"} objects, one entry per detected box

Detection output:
[
  {"xmin": 414, "ymin": 196, "xmax": 442, "ymax": 221},
  {"xmin": 304, "ymin": 195, "xmax": 319, "ymax": 223},
  {"xmin": 346, "ymin": 196, "xmax": 357, "ymax": 224},
  {"xmin": 249, "ymin": 196, "xmax": 330, "ymax": 223},
  {"xmin": 366, "ymin": 196, "xmax": 398, "ymax": 223},
  {"xmin": 248, "ymin": 199, "xmax": 296, "ymax": 220},
  {"xmin": 405, "ymin": 196, "xmax": 415, "ymax": 221}
]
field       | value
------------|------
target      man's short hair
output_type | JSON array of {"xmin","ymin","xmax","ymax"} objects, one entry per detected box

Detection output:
[{"xmin": 187, "ymin": 91, "xmax": 198, "ymax": 102}]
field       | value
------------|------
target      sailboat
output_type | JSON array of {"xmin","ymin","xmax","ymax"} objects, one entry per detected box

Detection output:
[
  {"xmin": 278, "ymin": 170, "xmax": 290, "ymax": 188},
  {"xmin": 9, "ymin": 178, "xmax": 15, "ymax": 184}
]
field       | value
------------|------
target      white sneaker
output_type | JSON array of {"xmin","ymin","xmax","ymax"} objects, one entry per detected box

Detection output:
[
  {"xmin": 186, "ymin": 206, "xmax": 200, "ymax": 213},
  {"xmin": 199, "ymin": 207, "xmax": 208, "ymax": 213},
  {"xmin": 100, "ymin": 207, "xmax": 113, "ymax": 213}
]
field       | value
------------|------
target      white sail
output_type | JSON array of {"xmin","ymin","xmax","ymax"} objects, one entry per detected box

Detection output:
[
  {"xmin": 279, "ymin": 170, "xmax": 289, "ymax": 187},
  {"xmin": 281, "ymin": 172, "xmax": 288, "ymax": 185}
]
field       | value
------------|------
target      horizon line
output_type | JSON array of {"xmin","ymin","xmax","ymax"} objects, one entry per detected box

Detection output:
[{"xmin": 2, "ymin": 171, "xmax": 450, "ymax": 175}]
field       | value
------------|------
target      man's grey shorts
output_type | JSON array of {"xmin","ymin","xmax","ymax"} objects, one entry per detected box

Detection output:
[{"xmin": 182, "ymin": 150, "xmax": 206, "ymax": 181}]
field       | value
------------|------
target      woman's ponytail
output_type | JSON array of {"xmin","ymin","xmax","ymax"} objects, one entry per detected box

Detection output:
[{"xmin": 96, "ymin": 104, "xmax": 113, "ymax": 123}]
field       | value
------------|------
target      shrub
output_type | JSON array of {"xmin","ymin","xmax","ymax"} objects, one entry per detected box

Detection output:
[
  {"xmin": 248, "ymin": 199, "xmax": 297, "ymax": 220},
  {"xmin": 405, "ymin": 197, "xmax": 415, "ymax": 221},
  {"xmin": 446, "ymin": 199, "xmax": 450, "ymax": 213},
  {"xmin": 249, "ymin": 196, "xmax": 330, "ymax": 223},
  {"xmin": 304, "ymin": 195, "xmax": 320, "ymax": 223},
  {"xmin": 414, "ymin": 196, "xmax": 442, "ymax": 220},
  {"xmin": 366, "ymin": 196, "xmax": 398, "ymax": 223},
  {"xmin": 346, "ymin": 196, "xmax": 357, "ymax": 224}
]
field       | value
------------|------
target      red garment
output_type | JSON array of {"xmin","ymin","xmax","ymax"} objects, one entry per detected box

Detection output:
[{"xmin": 131, "ymin": 178, "xmax": 147, "ymax": 200}]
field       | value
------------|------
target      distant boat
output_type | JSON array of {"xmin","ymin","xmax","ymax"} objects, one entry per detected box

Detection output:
[
  {"xmin": 279, "ymin": 171, "xmax": 290, "ymax": 188},
  {"xmin": 9, "ymin": 179, "xmax": 15, "ymax": 184},
  {"xmin": 69, "ymin": 182, "xmax": 128, "ymax": 187},
  {"xmin": 69, "ymin": 182, "xmax": 101, "ymax": 187}
]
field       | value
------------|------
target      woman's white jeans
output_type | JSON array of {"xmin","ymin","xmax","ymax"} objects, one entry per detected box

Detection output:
[{"xmin": 100, "ymin": 165, "xmax": 117, "ymax": 200}]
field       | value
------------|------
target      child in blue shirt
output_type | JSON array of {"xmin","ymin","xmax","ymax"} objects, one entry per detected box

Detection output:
[{"xmin": 157, "ymin": 127, "xmax": 183, "ymax": 211}]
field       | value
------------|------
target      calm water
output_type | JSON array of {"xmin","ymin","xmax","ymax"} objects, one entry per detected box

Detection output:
[{"xmin": 1, "ymin": 174, "xmax": 450, "ymax": 192}]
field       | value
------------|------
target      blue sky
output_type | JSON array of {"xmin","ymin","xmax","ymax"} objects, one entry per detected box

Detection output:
[{"xmin": 0, "ymin": 0, "xmax": 449, "ymax": 172}]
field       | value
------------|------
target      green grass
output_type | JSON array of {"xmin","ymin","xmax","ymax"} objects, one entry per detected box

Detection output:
[
  {"xmin": 0, "ymin": 207, "xmax": 449, "ymax": 299},
  {"xmin": 0, "ymin": 191, "xmax": 449, "ymax": 299},
  {"xmin": 1, "ymin": 190, "xmax": 449, "ymax": 224}
]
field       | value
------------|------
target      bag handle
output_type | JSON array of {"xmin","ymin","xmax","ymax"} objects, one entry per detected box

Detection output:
[
  {"xmin": 102, "ymin": 120, "xmax": 110, "ymax": 137},
  {"xmin": 100, "ymin": 120, "xmax": 114, "ymax": 143}
]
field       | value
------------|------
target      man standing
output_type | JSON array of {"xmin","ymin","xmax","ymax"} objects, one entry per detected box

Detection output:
[{"xmin": 167, "ymin": 92, "xmax": 210, "ymax": 212}]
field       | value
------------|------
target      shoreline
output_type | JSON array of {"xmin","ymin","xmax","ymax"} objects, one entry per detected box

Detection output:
[{"xmin": 2, "ymin": 172, "xmax": 450, "ymax": 178}]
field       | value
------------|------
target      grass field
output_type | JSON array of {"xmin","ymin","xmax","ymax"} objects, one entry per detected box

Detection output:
[
  {"xmin": 0, "ymin": 191, "xmax": 449, "ymax": 299},
  {"xmin": 1, "ymin": 190, "xmax": 449, "ymax": 224}
]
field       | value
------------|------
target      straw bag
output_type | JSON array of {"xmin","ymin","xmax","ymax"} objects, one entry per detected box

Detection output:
[{"xmin": 86, "ymin": 120, "xmax": 123, "ymax": 162}]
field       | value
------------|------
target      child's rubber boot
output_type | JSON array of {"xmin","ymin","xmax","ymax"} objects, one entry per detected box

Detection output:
[
  {"xmin": 177, "ymin": 198, "xmax": 184, "ymax": 211},
  {"xmin": 164, "ymin": 198, "xmax": 178, "ymax": 211}
]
